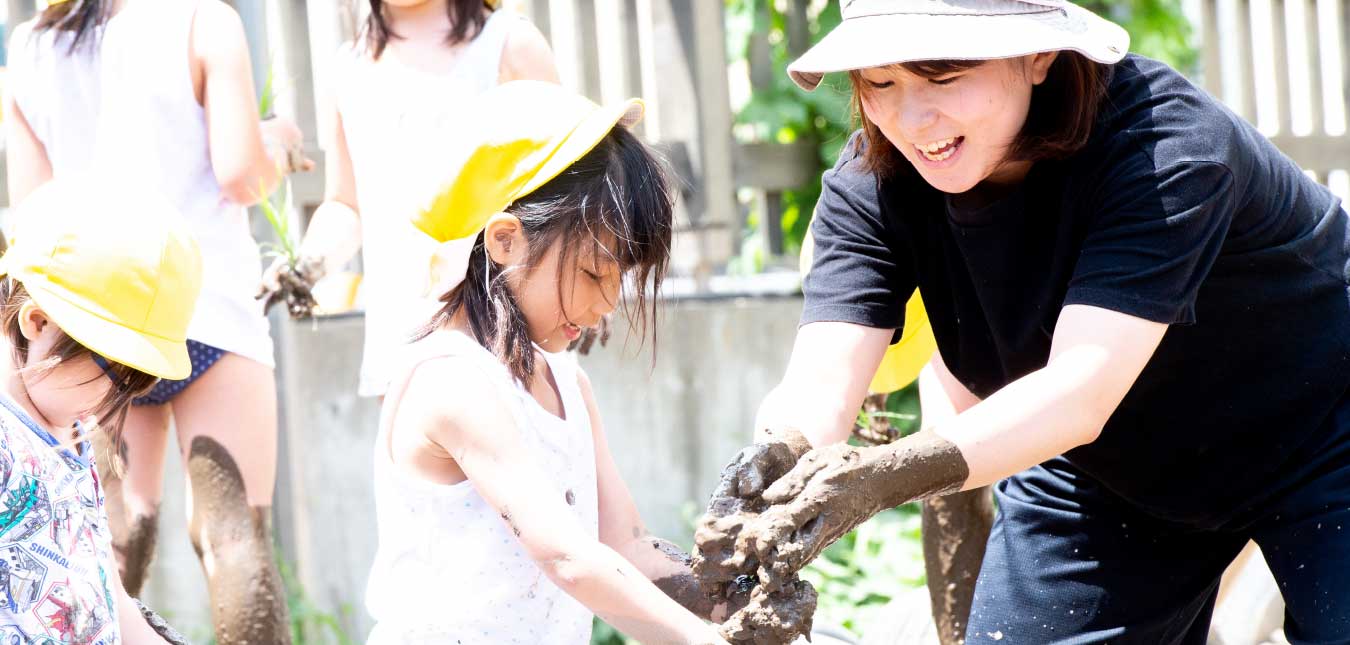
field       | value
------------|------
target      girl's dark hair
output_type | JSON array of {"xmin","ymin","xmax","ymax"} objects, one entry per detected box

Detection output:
[
  {"xmin": 33, "ymin": 0, "xmax": 110, "ymax": 53},
  {"xmin": 419, "ymin": 126, "xmax": 674, "ymax": 384},
  {"xmin": 364, "ymin": 0, "xmax": 492, "ymax": 60},
  {"xmin": 1, "ymin": 280, "xmax": 158, "ymax": 473},
  {"xmin": 848, "ymin": 53, "xmax": 1111, "ymax": 178}
]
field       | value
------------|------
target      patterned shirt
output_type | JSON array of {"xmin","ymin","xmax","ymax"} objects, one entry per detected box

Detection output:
[{"xmin": 0, "ymin": 396, "xmax": 120, "ymax": 644}]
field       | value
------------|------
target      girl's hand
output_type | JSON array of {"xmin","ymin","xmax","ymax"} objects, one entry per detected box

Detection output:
[{"xmin": 259, "ymin": 116, "xmax": 314, "ymax": 175}]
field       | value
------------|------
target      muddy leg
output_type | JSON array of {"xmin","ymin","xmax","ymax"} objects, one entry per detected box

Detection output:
[
  {"xmin": 94, "ymin": 403, "xmax": 172, "ymax": 596},
  {"xmin": 174, "ymin": 353, "xmax": 290, "ymax": 645},
  {"xmin": 922, "ymin": 486, "xmax": 994, "ymax": 645}
]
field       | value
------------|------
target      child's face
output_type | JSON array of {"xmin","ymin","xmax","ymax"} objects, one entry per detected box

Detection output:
[
  {"xmin": 514, "ymin": 242, "xmax": 621, "ymax": 354},
  {"xmin": 18, "ymin": 306, "xmax": 112, "ymax": 429}
]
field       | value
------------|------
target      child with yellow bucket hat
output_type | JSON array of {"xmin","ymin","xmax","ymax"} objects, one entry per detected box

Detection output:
[
  {"xmin": 0, "ymin": 180, "xmax": 200, "ymax": 643},
  {"xmin": 365, "ymin": 81, "xmax": 756, "ymax": 644}
]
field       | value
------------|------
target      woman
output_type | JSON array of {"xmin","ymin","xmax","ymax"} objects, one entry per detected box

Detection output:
[
  {"xmin": 698, "ymin": 1, "xmax": 1350, "ymax": 643},
  {"xmin": 5, "ymin": 0, "xmax": 310, "ymax": 642}
]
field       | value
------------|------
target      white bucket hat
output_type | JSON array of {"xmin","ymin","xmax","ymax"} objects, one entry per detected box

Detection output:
[{"xmin": 787, "ymin": 0, "xmax": 1130, "ymax": 91}]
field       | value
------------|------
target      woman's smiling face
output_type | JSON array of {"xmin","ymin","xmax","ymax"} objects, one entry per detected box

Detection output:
[{"xmin": 855, "ymin": 53, "xmax": 1058, "ymax": 193}]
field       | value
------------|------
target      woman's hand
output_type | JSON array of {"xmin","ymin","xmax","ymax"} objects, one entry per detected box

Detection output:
[{"xmin": 699, "ymin": 431, "xmax": 969, "ymax": 591}]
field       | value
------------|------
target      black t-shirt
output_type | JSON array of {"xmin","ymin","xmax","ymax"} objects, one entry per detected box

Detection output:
[{"xmin": 804, "ymin": 54, "xmax": 1350, "ymax": 525}]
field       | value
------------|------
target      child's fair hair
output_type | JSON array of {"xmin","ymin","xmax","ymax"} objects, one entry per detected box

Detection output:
[
  {"xmin": 1, "ymin": 279, "xmax": 158, "ymax": 469},
  {"xmin": 419, "ymin": 126, "xmax": 674, "ymax": 383}
]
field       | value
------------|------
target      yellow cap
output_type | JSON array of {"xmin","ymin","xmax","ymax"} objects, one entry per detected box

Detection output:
[
  {"xmin": 801, "ymin": 216, "xmax": 936, "ymax": 394},
  {"xmin": 412, "ymin": 80, "xmax": 644, "ymax": 244},
  {"xmin": 0, "ymin": 181, "xmax": 203, "ymax": 380}
]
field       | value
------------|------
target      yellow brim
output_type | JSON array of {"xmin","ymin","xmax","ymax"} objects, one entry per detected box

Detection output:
[
  {"xmin": 24, "ymin": 281, "xmax": 190, "ymax": 380},
  {"xmin": 512, "ymin": 98, "xmax": 645, "ymax": 204}
]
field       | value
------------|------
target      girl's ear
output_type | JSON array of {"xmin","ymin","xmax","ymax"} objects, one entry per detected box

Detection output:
[
  {"xmin": 484, "ymin": 213, "xmax": 527, "ymax": 266},
  {"xmin": 17, "ymin": 301, "xmax": 50, "ymax": 342}
]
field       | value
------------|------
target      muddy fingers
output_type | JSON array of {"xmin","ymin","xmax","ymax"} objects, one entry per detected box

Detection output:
[{"xmin": 717, "ymin": 577, "xmax": 818, "ymax": 645}]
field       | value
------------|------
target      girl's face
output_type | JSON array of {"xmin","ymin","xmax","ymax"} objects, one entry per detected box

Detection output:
[
  {"xmin": 856, "ymin": 54, "xmax": 1057, "ymax": 193},
  {"xmin": 17, "ymin": 306, "xmax": 113, "ymax": 430},
  {"xmin": 513, "ymin": 241, "xmax": 621, "ymax": 353}
]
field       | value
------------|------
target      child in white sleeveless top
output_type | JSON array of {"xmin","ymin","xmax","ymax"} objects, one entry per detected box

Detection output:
[
  {"xmin": 365, "ymin": 82, "xmax": 733, "ymax": 644},
  {"xmin": 266, "ymin": 0, "xmax": 558, "ymax": 397}
]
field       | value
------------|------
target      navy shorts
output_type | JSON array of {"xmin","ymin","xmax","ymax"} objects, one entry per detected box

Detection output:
[
  {"xmin": 132, "ymin": 340, "xmax": 227, "ymax": 406},
  {"xmin": 966, "ymin": 393, "xmax": 1350, "ymax": 644}
]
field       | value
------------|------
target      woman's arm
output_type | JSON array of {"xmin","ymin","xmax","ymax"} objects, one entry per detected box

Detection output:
[
  {"xmin": 4, "ymin": 22, "xmax": 54, "ymax": 204},
  {"xmin": 404, "ymin": 358, "xmax": 726, "ymax": 644},
  {"xmin": 191, "ymin": 0, "xmax": 301, "ymax": 205},
  {"xmin": 498, "ymin": 18, "xmax": 560, "ymax": 84},
  {"xmin": 704, "ymin": 304, "xmax": 1166, "ymax": 588},
  {"xmin": 755, "ymin": 321, "xmax": 894, "ymax": 447}
]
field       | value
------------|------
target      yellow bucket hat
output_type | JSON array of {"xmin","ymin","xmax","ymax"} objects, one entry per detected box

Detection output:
[
  {"xmin": 801, "ymin": 213, "xmax": 937, "ymax": 394},
  {"xmin": 412, "ymin": 80, "xmax": 644, "ymax": 246},
  {"xmin": 0, "ymin": 181, "xmax": 203, "ymax": 380}
]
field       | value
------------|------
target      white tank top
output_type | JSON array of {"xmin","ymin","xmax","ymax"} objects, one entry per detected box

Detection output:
[
  {"xmin": 365, "ymin": 330, "xmax": 598, "ymax": 644},
  {"xmin": 7, "ymin": 0, "xmax": 274, "ymax": 367},
  {"xmin": 332, "ymin": 10, "xmax": 525, "ymax": 396}
]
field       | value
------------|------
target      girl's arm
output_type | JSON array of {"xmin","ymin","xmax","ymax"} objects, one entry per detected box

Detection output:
[
  {"xmin": 578, "ymin": 368, "xmax": 728, "ymax": 622},
  {"xmin": 262, "ymin": 93, "xmax": 362, "ymax": 293},
  {"xmin": 498, "ymin": 18, "xmax": 560, "ymax": 83},
  {"xmin": 404, "ymin": 357, "xmax": 727, "ymax": 644},
  {"xmin": 4, "ymin": 21, "xmax": 54, "ymax": 204},
  {"xmin": 191, "ymin": 0, "xmax": 304, "ymax": 205}
]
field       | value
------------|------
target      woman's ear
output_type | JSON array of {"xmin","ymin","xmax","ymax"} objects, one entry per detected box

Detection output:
[
  {"xmin": 1028, "ymin": 51, "xmax": 1060, "ymax": 85},
  {"xmin": 17, "ymin": 301, "xmax": 50, "ymax": 342},
  {"xmin": 483, "ymin": 212, "xmax": 527, "ymax": 266}
]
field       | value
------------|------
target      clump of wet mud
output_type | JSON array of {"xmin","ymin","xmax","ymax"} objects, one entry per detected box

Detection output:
[{"xmin": 694, "ymin": 429, "xmax": 972, "ymax": 643}]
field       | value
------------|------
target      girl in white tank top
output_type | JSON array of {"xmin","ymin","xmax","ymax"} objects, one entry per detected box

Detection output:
[
  {"xmin": 268, "ymin": 0, "xmax": 560, "ymax": 397},
  {"xmin": 366, "ymin": 81, "xmax": 733, "ymax": 644}
]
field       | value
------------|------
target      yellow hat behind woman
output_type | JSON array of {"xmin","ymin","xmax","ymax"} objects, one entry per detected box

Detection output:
[{"xmin": 0, "ymin": 181, "xmax": 202, "ymax": 380}]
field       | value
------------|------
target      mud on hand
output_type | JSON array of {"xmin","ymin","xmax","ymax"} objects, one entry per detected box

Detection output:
[{"xmin": 693, "ymin": 427, "xmax": 812, "ymax": 585}]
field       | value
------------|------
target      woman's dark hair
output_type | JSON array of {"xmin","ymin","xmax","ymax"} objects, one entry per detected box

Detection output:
[
  {"xmin": 1, "ymin": 279, "xmax": 158, "ymax": 474},
  {"xmin": 33, "ymin": 0, "xmax": 110, "ymax": 53},
  {"xmin": 364, "ymin": 0, "xmax": 492, "ymax": 60},
  {"xmin": 848, "ymin": 52, "xmax": 1111, "ymax": 178},
  {"xmin": 419, "ymin": 126, "xmax": 674, "ymax": 384}
]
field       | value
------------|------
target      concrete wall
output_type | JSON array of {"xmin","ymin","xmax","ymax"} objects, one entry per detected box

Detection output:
[{"xmin": 139, "ymin": 294, "xmax": 804, "ymax": 642}]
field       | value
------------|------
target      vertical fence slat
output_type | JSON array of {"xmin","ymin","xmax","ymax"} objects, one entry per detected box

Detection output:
[
  {"xmin": 1272, "ymin": 0, "xmax": 1294, "ymax": 134},
  {"xmin": 1202, "ymin": 0, "xmax": 1225, "ymax": 97},
  {"xmin": 1237, "ymin": 0, "xmax": 1261, "ymax": 122},
  {"xmin": 1304, "ymin": 0, "xmax": 1326, "ymax": 132}
]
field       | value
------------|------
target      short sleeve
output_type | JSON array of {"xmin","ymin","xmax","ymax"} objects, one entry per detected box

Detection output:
[
  {"xmin": 1065, "ymin": 159, "xmax": 1236, "ymax": 324},
  {"xmin": 800, "ymin": 135, "xmax": 915, "ymax": 332}
]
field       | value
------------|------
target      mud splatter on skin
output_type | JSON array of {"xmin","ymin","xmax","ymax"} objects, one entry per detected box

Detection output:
[
  {"xmin": 186, "ymin": 436, "xmax": 290, "ymax": 645},
  {"xmin": 694, "ymin": 429, "xmax": 970, "ymax": 642},
  {"xmin": 91, "ymin": 428, "xmax": 159, "ymax": 596},
  {"xmin": 565, "ymin": 489, "xmax": 576, "ymax": 505},
  {"xmin": 117, "ymin": 513, "xmax": 159, "ymax": 596},
  {"xmin": 500, "ymin": 511, "xmax": 522, "ymax": 537},
  {"xmin": 923, "ymin": 487, "xmax": 994, "ymax": 645}
]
